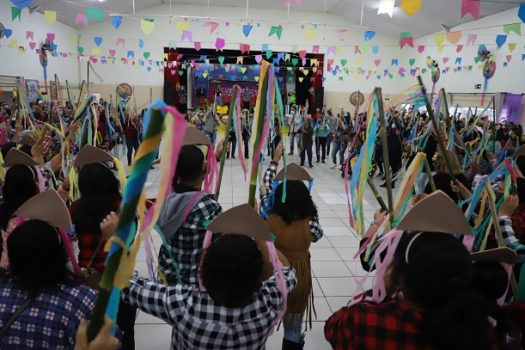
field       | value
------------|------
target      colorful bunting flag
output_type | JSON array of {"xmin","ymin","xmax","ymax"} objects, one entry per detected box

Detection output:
[
  {"xmin": 240, "ymin": 43, "xmax": 250, "ymax": 54},
  {"xmin": 446, "ymin": 31, "xmax": 462, "ymax": 44},
  {"xmin": 141, "ymin": 19, "xmax": 155, "ymax": 35},
  {"xmin": 181, "ymin": 30, "xmax": 192, "ymax": 42},
  {"xmin": 215, "ymin": 38, "xmax": 225, "ymax": 51},
  {"xmin": 11, "ymin": 7, "xmax": 21, "ymax": 21},
  {"xmin": 194, "ymin": 41, "xmax": 201, "ymax": 51},
  {"xmin": 116, "ymin": 38, "xmax": 125, "ymax": 46},
  {"xmin": 364, "ymin": 30, "xmax": 376, "ymax": 41},
  {"xmin": 461, "ymin": 0, "xmax": 480, "ymax": 19},
  {"xmin": 94, "ymin": 36, "xmax": 103, "ymax": 47},
  {"xmin": 509, "ymin": 43, "xmax": 516, "ymax": 52},
  {"xmin": 401, "ymin": 0, "xmax": 421, "ymax": 16},
  {"xmin": 44, "ymin": 10, "xmax": 56, "ymax": 25},
  {"xmin": 518, "ymin": 4, "xmax": 525, "ymax": 23},
  {"xmin": 467, "ymin": 34, "xmax": 477, "ymax": 45},
  {"xmin": 305, "ymin": 28, "xmax": 315, "ymax": 41},
  {"xmin": 25, "ymin": 31, "xmax": 33, "ymax": 40},
  {"xmin": 496, "ymin": 35, "xmax": 507, "ymax": 48},
  {"xmin": 503, "ymin": 23, "xmax": 521, "ymax": 35},
  {"xmin": 204, "ymin": 21, "xmax": 219, "ymax": 33},
  {"xmin": 269, "ymin": 25, "xmax": 283, "ymax": 39},
  {"xmin": 85, "ymin": 6, "xmax": 104, "ymax": 23},
  {"xmin": 111, "ymin": 16, "xmax": 122, "ymax": 29},
  {"xmin": 242, "ymin": 24, "xmax": 253, "ymax": 37},
  {"xmin": 399, "ymin": 32, "xmax": 414, "ymax": 48}
]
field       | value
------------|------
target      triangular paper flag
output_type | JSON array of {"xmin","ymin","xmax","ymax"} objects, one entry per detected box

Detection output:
[
  {"xmin": 94, "ymin": 36, "xmax": 103, "ymax": 47},
  {"xmin": 400, "ymin": 32, "xmax": 414, "ymax": 48},
  {"xmin": 446, "ymin": 31, "xmax": 462, "ymax": 44},
  {"xmin": 176, "ymin": 21, "xmax": 188, "ymax": 32},
  {"xmin": 75, "ymin": 13, "xmax": 88, "ymax": 28},
  {"xmin": 305, "ymin": 28, "xmax": 315, "ymax": 41},
  {"xmin": 417, "ymin": 45, "xmax": 425, "ymax": 53},
  {"xmin": 111, "ymin": 16, "xmax": 122, "ymax": 29},
  {"xmin": 240, "ymin": 43, "xmax": 250, "ymax": 54},
  {"xmin": 401, "ymin": 0, "xmax": 421, "ymax": 16},
  {"xmin": 496, "ymin": 35, "xmax": 507, "ymax": 48},
  {"xmin": 519, "ymin": 4, "xmax": 525, "ymax": 23},
  {"xmin": 85, "ymin": 6, "xmax": 104, "ymax": 23},
  {"xmin": 242, "ymin": 24, "xmax": 253, "ymax": 37},
  {"xmin": 218, "ymin": 56, "xmax": 225, "ymax": 65},
  {"xmin": 11, "ymin": 7, "xmax": 22, "ymax": 21},
  {"xmin": 467, "ymin": 34, "xmax": 477, "ymax": 45},
  {"xmin": 204, "ymin": 21, "xmax": 219, "ymax": 33},
  {"xmin": 141, "ymin": 19, "xmax": 155, "ymax": 35},
  {"xmin": 364, "ymin": 30, "xmax": 376, "ymax": 41},
  {"xmin": 194, "ymin": 41, "xmax": 201, "ymax": 51},
  {"xmin": 508, "ymin": 43, "xmax": 516, "ymax": 52},
  {"xmin": 25, "ymin": 31, "xmax": 33, "ymax": 40},
  {"xmin": 269, "ymin": 25, "xmax": 283, "ymax": 39},
  {"xmin": 181, "ymin": 30, "xmax": 192, "ymax": 42},
  {"xmin": 44, "ymin": 10, "xmax": 56, "ymax": 24},
  {"xmin": 461, "ymin": 0, "xmax": 480, "ymax": 19},
  {"xmin": 456, "ymin": 44, "xmax": 464, "ymax": 53},
  {"xmin": 215, "ymin": 38, "xmax": 225, "ymax": 51},
  {"xmin": 503, "ymin": 23, "xmax": 521, "ymax": 35}
]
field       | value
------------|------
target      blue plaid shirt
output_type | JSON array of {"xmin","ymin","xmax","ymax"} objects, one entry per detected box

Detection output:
[{"xmin": 0, "ymin": 279, "xmax": 96, "ymax": 349}]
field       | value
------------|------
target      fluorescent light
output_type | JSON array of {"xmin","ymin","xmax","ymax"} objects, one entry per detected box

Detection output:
[{"xmin": 377, "ymin": 0, "xmax": 395, "ymax": 17}]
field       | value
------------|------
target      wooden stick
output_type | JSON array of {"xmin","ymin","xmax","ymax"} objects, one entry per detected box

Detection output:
[
  {"xmin": 424, "ymin": 158, "xmax": 436, "ymax": 192},
  {"xmin": 247, "ymin": 64, "xmax": 270, "ymax": 207},
  {"xmin": 214, "ymin": 86, "xmax": 238, "ymax": 200},
  {"xmin": 492, "ymin": 96, "xmax": 497, "ymax": 153},
  {"xmin": 367, "ymin": 178, "xmax": 388, "ymax": 212},
  {"xmin": 375, "ymin": 88, "xmax": 393, "ymax": 224},
  {"xmin": 486, "ymin": 186, "xmax": 518, "ymax": 296},
  {"xmin": 417, "ymin": 76, "xmax": 457, "ymax": 181},
  {"xmin": 77, "ymin": 80, "xmax": 86, "ymax": 107}
]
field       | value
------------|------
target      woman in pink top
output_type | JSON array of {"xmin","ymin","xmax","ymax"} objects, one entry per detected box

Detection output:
[{"xmin": 0, "ymin": 165, "xmax": 39, "ymax": 270}]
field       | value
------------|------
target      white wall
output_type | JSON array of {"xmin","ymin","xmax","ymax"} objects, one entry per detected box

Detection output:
[
  {"xmin": 0, "ymin": 2, "xmax": 80, "ymax": 85},
  {"xmin": 407, "ymin": 7, "xmax": 525, "ymax": 94},
  {"xmin": 77, "ymin": 4, "xmax": 402, "ymax": 94}
]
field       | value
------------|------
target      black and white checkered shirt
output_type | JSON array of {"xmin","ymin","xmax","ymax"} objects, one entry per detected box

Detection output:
[
  {"xmin": 499, "ymin": 216, "xmax": 525, "ymax": 262},
  {"xmin": 260, "ymin": 163, "xmax": 324, "ymax": 242},
  {"xmin": 122, "ymin": 267, "xmax": 297, "ymax": 350},
  {"xmin": 158, "ymin": 194, "xmax": 222, "ymax": 285}
]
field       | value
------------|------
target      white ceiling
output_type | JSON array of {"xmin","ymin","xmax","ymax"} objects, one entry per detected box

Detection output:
[{"xmin": 32, "ymin": 0, "xmax": 518, "ymax": 37}]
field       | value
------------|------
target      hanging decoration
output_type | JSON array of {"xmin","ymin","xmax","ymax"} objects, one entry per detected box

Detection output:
[
  {"xmin": 426, "ymin": 56, "xmax": 440, "ymax": 100},
  {"xmin": 377, "ymin": 0, "xmax": 396, "ymax": 17},
  {"xmin": 477, "ymin": 46, "xmax": 496, "ymax": 104},
  {"xmin": 401, "ymin": 0, "xmax": 422, "ymax": 16},
  {"xmin": 39, "ymin": 37, "xmax": 51, "ymax": 93}
]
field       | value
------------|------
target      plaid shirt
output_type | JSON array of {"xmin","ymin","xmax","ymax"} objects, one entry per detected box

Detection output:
[
  {"xmin": 511, "ymin": 203, "xmax": 525, "ymax": 242},
  {"xmin": 325, "ymin": 300, "xmax": 432, "ymax": 350},
  {"xmin": 499, "ymin": 216, "xmax": 525, "ymax": 263},
  {"xmin": 260, "ymin": 163, "xmax": 324, "ymax": 242},
  {"xmin": 122, "ymin": 267, "xmax": 297, "ymax": 350},
  {"xmin": 0, "ymin": 280, "xmax": 96, "ymax": 349},
  {"xmin": 158, "ymin": 195, "xmax": 222, "ymax": 285}
]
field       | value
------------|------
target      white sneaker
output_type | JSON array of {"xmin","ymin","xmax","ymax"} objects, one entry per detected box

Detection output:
[{"xmin": 330, "ymin": 164, "xmax": 337, "ymax": 169}]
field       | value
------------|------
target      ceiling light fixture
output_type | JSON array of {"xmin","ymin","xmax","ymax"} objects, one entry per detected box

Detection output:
[{"xmin": 377, "ymin": 0, "xmax": 395, "ymax": 17}]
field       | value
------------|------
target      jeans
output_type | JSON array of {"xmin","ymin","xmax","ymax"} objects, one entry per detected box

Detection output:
[
  {"xmin": 316, "ymin": 136, "xmax": 328, "ymax": 161},
  {"xmin": 205, "ymin": 131, "xmax": 216, "ymax": 147},
  {"xmin": 126, "ymin": 137, "xmax": 139, "ymax": 165},
  {"xmin": 228, "ymin": 132, "xmax": 237, "ymax": 158},
  {"xmin": 283, "ymin": 313, "xmax": 304, "ymax": 343},
  {"xmin": 300, "ymin": 144, "xmax": 313, "ymax": 166},
  {"xmin": 243, "ymin": 136, "xmax": 250, "ymax": 159},
  {"xmin": 327, "ymin": 134, "xmax": 332, "ymax": 155},
  {"xmin": 289, "ymin": 133, "xmax": 298, "ymax": 154},
  {"xmin": 331, "ymin": 140, "xmax": 347, "ymax": 165}
]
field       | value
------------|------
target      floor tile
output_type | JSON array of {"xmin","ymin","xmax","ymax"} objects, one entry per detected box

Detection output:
[
  {"xmin": 312, "ymin": 261, "xmax": 352, "ymax": 278},
  {"xmin": 310, "ymin": 248, "xmax": 341, "ymax": 262},
  {"xmin": 317, "ymin": 277, "xmax": 356, "ymax": 297}
]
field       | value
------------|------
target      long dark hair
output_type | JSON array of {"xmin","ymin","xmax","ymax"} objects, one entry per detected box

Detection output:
[
  {"xmin": 390, "ymin": 232, "xmax": 495, "ymax": 350},
  {"xmin": 71, "ymin": 163, "xmax": 121, "ymax": 234},
  {"xmin": 0, "ymin": 165, "xmax": 39, "ymax": 230},
  {"xmin": 271, "ymin": 180, "xmax": 317, "ymax": 225},
  {"xmin": 8, "ymin": 220, "xmax": 72, "ymax": 295}
]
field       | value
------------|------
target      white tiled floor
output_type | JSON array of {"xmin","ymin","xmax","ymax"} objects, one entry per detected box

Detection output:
[{"xmin": 131, "ymin": 138, "xmax": 390, "ymax": 349}]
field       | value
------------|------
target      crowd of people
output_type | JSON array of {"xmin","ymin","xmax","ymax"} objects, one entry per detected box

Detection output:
[{"xmin": 0, "ymin": 89, "xmax": 524, "ymax": 350}]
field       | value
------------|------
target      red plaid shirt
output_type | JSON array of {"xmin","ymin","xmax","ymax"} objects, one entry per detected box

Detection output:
[{"xmin": 325, "ymin": 300, "xmax": 431, "ymax": 350}]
